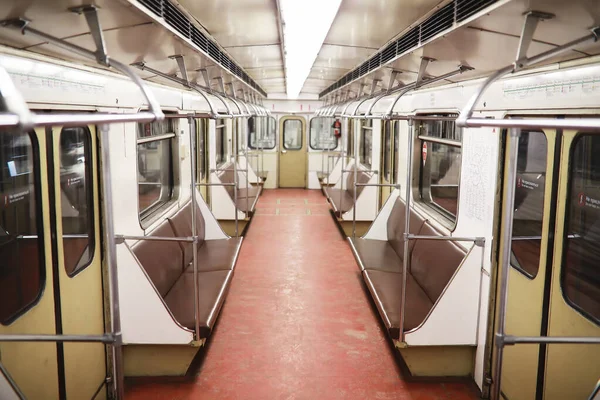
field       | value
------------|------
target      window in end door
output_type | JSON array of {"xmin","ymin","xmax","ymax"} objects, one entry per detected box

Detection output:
[{"xmin": 283, "ymin": 120, "xmax": 302, "ymax": 150}]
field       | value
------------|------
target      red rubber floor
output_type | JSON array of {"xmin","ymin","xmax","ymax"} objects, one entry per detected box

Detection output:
[{"xmin": 126, "ymin": 189, "xmax": 480, "ymax": 400}]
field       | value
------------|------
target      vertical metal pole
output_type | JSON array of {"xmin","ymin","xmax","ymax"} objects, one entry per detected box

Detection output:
[
  {"xmin": 233, "ymin": 119, "xmax": 239, "ymax": 236},
  {"xmin": 245, "ymin": 119, "xmax": 249, "ymax": 213},
  {"xmin": 188, "ymin": 117, "xmax": 201, "ymax": 341},
  {"xmin": 492, "ymin": 128, "xmax": 521, "ymax": 400},
  {"xmin": 352, "ymin": 119, "xmax": 360, "ymax": 237},
  {"xmin": 399, "ymin": 119, "xmax": 414, "ymax": 343},
  {"xmin": 99, "ymin": 124, "xmax": 124, "ymax": 400},
  {"xmin": 340, "ymin": 120, "xmax": 346, "ymax": 218}
]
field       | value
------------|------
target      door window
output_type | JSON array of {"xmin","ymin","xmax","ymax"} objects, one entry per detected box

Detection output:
[
  {"xmin": 283, "ymin": 120, "xmax": 302, "ymax": 150},
  {"xmin": 0, "ymin": 130, "xmax": 44, "ymax": 324},
  {"xmin": 510, "ymin": 130, "xmax": 547, "ymax": 279},
  {"xmin": 59, "ymin": 126, "xmax": 95, "ymax": 276},
  {"xmin": 563, "ymin": 134, "xmax": 600, "ymax": 324}
]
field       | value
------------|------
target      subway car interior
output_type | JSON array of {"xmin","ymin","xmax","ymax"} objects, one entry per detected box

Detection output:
[{"xmin": 0, "ymin": 0, "xmax": 599, "ymax": 399}]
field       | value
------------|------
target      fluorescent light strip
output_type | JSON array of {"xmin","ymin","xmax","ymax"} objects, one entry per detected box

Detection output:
[{"xmin": 280, "ymin": 0, "xmax": 342, "ymax": 99}]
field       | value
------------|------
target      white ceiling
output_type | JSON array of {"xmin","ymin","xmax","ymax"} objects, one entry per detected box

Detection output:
[
  {"xmin": 0, "ymin": 0, "xmax": 598, "ymax": 100},
  {"xmin": 176, "ymin": 0, "xmax": 286, "ymax": 94}
]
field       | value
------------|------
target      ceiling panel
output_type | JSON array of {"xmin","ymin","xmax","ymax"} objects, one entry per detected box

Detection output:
[
  {"xmin": 312, "ymin": 0, "xmax": 600, "ymax": 99},
  {"xmin": 225, "ymin": 45, "xmax": 282, "ymax": 69},
  {"xmin": 324, "ymin": 0, "xmax": 445, "ymax": 48},
  {"xmin": 0, "ymin": 0, "xmax": 270, "ymax": 96},
  {"xmin": 176, "ymin": 0, "xmax": 280, "ymax": 47},
  {"xmin": 301, "ymin": 0, "xmax": 447, "ymax": 95},
  {"xmin": 175, "ymin": 0, "xmax": 284, "ymax": 93},
  {"xmin": 312, "ymin": 45, "xmax": 375, "ymax": 70}
]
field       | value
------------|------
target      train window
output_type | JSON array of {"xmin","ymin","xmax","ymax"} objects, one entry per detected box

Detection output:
[
  {"xmin": 215, "ymin": 119, "xmax": 227, "ymax": 166},
  {"xmin": 393, "ymin": 122, "xmax": 400, "ymax": 184},
  {"xmin": 236, "ymin": 119, "xmax": 244, "ymax": 154},
  {"xmin": 59, "ymin": 126, "xmax": 95, "ymax": 277},
  {"xmin": 0, "ymin": 130, "xmax": 44, "ymax": 325},
  {"xmin": 562, "ymin": 134, "xmax": 600, "ymax": 324},
  {"xmin": 137, "ymin": 119, "xmax": 176, "ymax": 220},
  {"xmin": 510, "ymin": 130, "xmax": 547, "ymax": 279},
  {"xmin": 418, "ymin": 116, "xmax": 462, "ymax": 221},
  {"xmin": 383, "ymin": 121, "xmax": 392, "ymax": 182},
  {"xmin": 360, "ymin": 120, "xmax": 373, "ymax": 168},
  {"xmin": 283, "ymin": 119, "xmax": 302, "ymax": 150},
  {"xmin": 310, "ymin": 117, "xmax": 338, "ymax": 150},
  {"xmin": 248, "ymin": 116, "xmax": 276, "ymax": 149},
  {"xmin": 196, "ymin": 118, "xmax": 208, "ymax": 181},
  {"xmin": 347, "ymin": 120, "xmax": 354, "ymax": 157}
]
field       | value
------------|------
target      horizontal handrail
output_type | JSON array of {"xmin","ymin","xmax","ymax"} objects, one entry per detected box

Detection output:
[
  {"xmin": 458, "ymin": 117, "xmax": 600, "ymax": 132},
  {"xmin": 0, "ymin": 18, "xmax": 164, "ymax": 124},
  {"xmin": 457, "ymin": 27, "xmax": 600, "ymax": 130},
  {"xmin": 342, "ymin": 169, "xmax": 378, "ymax": 174},
  {"xmin": 137, "ymin": 133, "xmax": 176, "ymax": 144},
  {"xmin": 0, "ymin": 111, "xmax": 159, "ymax": 128},
  {"xmin": 211, "ymin": 168, "xmax": 248, "ymax": 173},
  {"xmin": 355, "ymin": 183, "xmax": 401, "ymax": 189},
  {"xmin": 503, "ymin": 335, "xmax": 600, "ymax": 345},
  {"xmin": 407, "ymin": 234, "xmax": 485, "ymax": 247},
  {"xmin": 115, "ymin": 235, "xmax": 195, "ymax": 244},
  {"xmin": 0, "ymin": 333, "xmax": 116, "ymax": 343},
  {"xmin": 196, "ymin": 182, "xmax": 236, "ymax": 187}
]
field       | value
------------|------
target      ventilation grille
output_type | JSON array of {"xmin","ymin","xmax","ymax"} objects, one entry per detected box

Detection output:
[
  {"xmin": 319, "ymin": 0, "xmax": 499, "ymax": 97},
  {"xmin": 136, "ymin": 0, "xmax": 267, "ymax": 97}
]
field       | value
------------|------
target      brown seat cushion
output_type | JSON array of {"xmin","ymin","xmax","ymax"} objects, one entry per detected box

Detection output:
[
  {"xmin": 410, "ymin": 222, "xmax": 466, "ymax": 303},
  {"xmin": 349, "ymin": 238, "xmax": 403, "ymax": 273},
  {"xmin": 362, "ymin": 269, "xmax": 433, "ymax": 339},
  {"xmin": 168, "ymin": 202, "xmax": 206, "ymax": 267},
  {"xmin": 164, "ymin": 270, "xmax": 233, "ymax": 337},
  {"xmin": 236, "ymin": 186, "xmax": 260, "ymax": 199},
  {"xmin": 184, "ymin": 238, "xmax": 242, "ymax": 273},
  {"xmin": 326, "ymin": 188, "xmax": 354, "ymax": 213},
  {"xmin": 351, "ymin": 170, "xmax": 371, "ymax": 198},
  {"xmin": 132, "ymin": 222, "xmax": 184, "ymax": 297},
  {"xmin": 387, "ymin": 198, "xmax": 426, "ymax": 261},
  {"xmin": 235, "ymin": 197, "xmax": 256, "ymax": 213}
]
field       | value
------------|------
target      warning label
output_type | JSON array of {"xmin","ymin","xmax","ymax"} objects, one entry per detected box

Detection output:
[
  {"xmin": 422, "ymin": 142, "xmax": 428, "ymax": 166},
  {"xmin": 578, "ymin": 192, "xmax": 600, "ymax": 209},
  {"xmin": 2, "ymin": 189, "xmax": 30, "ymax": 207},
  {"xmin": 517, "ymin": 177, "xmax": 539, "ymax": 190}
]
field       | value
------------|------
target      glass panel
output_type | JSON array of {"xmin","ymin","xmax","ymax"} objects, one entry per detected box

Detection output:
[
  {"xmin": 283, "ymin": 120, "xmax": 302, "ymax": 150},
  {"xmin": 248, "ymin": 116, "xmax": 276, "ymax": 149},
  {"xmin": 421, "ymin": 118, "xmax": 462, "ymax": 142},
  {"xmin": 393, "ymin": 123, "xmax": 399, "ymax": 184},
  {"xmin": 418, "ymin": 118, "xmax": 462, "ymax": 221},
  {"xmin": 137, "ymin": 139, "xmax": 172, "ymax": 215},
  {"xmin": 196, "ymin": 119, "xmax": 207, "ymax": 181},
  {"xmin": 310, "ymin": 117, "xmax": 338, "ymax": 150},
  {"xmin": 383, "ymin": 122, "xmax": 391, "ymax": 181},
  {"xmin": 215, "ymin": 119, "xmax": 226, "ymax": 166},
  {"xmin": 510, "ymin": 130, "xmax": 547, "ymax": 278},
  {"xmin": 360, "ymin": 121, "xmax": 372, "ymax": 168},
  {"xmin": 347, "ymin": 120, "xmax": 353, "ymax": 157},
  {"xmin": 563, "ymin": 134, "xmax": 600, "ymax": 324},
  {"xmin": 137, "ymin": 119, "xmax": 174, "ymax": 138},
  {"xmin": 0, "ymin": 130, "xmax": 43, "ymax": 324},
  {"xmin": 420, "ymin": 141, "xmax": 461, "ymax": 218},
  {"xmin": 59, "ymin": 126, "xmax": 94, "ymax": 277}
]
